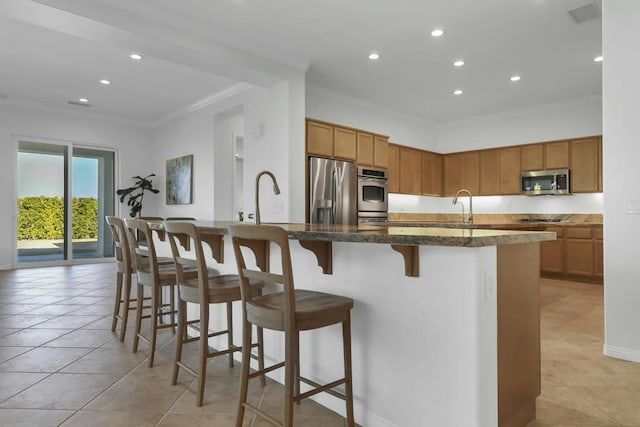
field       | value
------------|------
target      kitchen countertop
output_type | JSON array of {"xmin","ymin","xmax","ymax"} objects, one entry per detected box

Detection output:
[{"xmin": 153, "ymin": 220, "xmax": 556, "ymax": 247}]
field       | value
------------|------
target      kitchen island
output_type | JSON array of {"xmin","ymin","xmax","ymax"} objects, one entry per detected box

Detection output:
[{"xmin": 152, "ymin": 221, "xmax": 555, "ymax": 427}]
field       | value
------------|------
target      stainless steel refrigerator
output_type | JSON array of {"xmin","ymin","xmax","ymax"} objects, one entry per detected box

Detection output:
[{"xmin": 309, "ymin": 157, "xmax": 357, "ymax": 225}]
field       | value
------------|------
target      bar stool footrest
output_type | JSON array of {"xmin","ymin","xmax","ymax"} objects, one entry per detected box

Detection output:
[{"xmin": 297, "ymin": 376, "xmax": 348, "ymax": 401}]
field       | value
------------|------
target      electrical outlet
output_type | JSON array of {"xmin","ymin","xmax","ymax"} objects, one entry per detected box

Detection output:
[{"xmin": 485, "ymin": 273, "xmax": 497, "ymax": 301}]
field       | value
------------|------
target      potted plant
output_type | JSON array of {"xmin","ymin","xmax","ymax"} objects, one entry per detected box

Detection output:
[{"xmin": 117, "ymin": 173, "xmax": 159, "ymax": 217}]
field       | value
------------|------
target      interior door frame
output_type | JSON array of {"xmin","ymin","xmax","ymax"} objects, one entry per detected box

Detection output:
[{"xmin": 13, "ymin": 134, "xmax": 119, "ymax": 269}]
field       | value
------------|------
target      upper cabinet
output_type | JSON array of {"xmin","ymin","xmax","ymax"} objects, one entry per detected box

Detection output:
[
  {"xmin": 305, "ymin": 118, "xmax": 389, "ymax": 167},
  {"xmin": 388, "ymin": 143, "xmax": 400, "ymax": 193},
  {"xmin": 544, "ymin": 141, "xmax": 570, "ymax": 169},
  {"xmin": 520, "ymin": 144, "xmax": 544, "ymax": 171},
  {"xmin": 422, "ymin": 151, "xmax": 442, "ymax": 196},
  {"xmin": 571, "ymin": 136, "xmax": 600, "ymax": 193},
  {"xmin": 400, "ymin": 146, "xmax": 423, "ymax": 195},
  {"xmin": 306, "ymin": 120, "xmax": 334, "ymax": 158},
  {"xmin": 444, "ymin": 152, "xmax": 479, "ymax": 196},
  {"xmin": 479, "ymin": 147, "xmax": 520, "ymax": 195}
]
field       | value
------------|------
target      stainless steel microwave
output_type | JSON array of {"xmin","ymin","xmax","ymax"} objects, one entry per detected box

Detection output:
[{"xmin": 521, "ymin": 169, "xmax": 570, "ymax": 195}]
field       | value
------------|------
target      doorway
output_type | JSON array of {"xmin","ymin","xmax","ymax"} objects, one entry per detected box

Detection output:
[{"xmin": 17, "ymin": 140, "xmax": 115, "ymax": 265}]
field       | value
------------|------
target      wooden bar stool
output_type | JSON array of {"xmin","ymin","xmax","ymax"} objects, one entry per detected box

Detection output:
[
  {"xmin": 164, "ymin": 221, "xmax": 265, "ymax": 407},
  {"xmin": 229, "ymin": 224, "xmax": 355, "ymax": 427},
  {"xmin": 124, "ymin": 218, "xmax": 194, "ymax": 367}
]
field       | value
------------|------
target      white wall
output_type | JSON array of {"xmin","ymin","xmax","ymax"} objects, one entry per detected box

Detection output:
[
  {"xmin": 151, "ymin": 76, "xmax": 306, "ymax": 223},
  {"xmin": 306, "ymin": 85, "xmax": 437, "ymax": 151},
  {"xmin": 602, "ymin": 1, "xmax": 640, "ymax": 362},
  {"xmin": 213, "ymin": 109, "xmax": 243, "ymax": 221},
  {"xmin": 436, "ymin": 95, "xmax": 603, "ymax": 153},
  {"xmin": 0, "ymin": 103, "xmax": 152, "ymax": 269}
]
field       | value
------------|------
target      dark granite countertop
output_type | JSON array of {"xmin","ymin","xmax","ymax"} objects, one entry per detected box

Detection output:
[{"xmin": 152, "ymin": 220, "xmax": 556, "ymax": 248}]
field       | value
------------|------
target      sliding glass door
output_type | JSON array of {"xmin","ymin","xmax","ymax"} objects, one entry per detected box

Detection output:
[{"xmin": 17, "ymin": 140, "xmax": 115, "ymax": 265}]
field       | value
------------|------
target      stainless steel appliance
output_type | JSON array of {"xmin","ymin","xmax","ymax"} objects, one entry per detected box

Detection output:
[
  {"xmin": 309, "ymin": 157, "xmax": 357, "ymax": 225},
  {"xmin": 521, "ymin": 169, "xmax": 570, "ymax": 195},
  {"xmin": 357, "ymin": 166, "xmax": 388, "ymax": 223}
]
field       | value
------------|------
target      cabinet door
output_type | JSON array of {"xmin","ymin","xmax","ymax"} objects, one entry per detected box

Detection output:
[
  {"xmin": 334, "ymin": 127, "xmax": 357, "ymax": 160},
  {"xmin": 400, "ymin": 147, "xmax": 423, "ymax": 195},
  {"xmin": 479, "ymin": 150, "xmax": 500, "ymax": 195},
  {"xmin": 499, "ymin": 147, "xmax": 521, "ymax": 195},
  {"xmin": 594, "ymin": 239, "xmax": 603, "ymax": 278},
  {"xmin": 541, "ymin": 227, "xmax": 564, "ymax": 274},
  {"xmin": 356, "ymin": 132, "xmax": 374, "ymax": 166},
  {"xmin": 374, "ymin": 136, "xmax": 389, "ymax": 168},
  {"xmin": 571, "ymin": 137, "xmax": 599, "ymax": 193},
  {"xmin": 444, "ymin": 154, "xmax": 462, "ymax": 196},
  {"xmin": 545, "ymin": 141, "xmax": 569, "ymax": 169},
  {"xmin": 598, "ymin": 137, "xmax": 603, "ymax": 192},
  {"xmin": 388, "ymin": 144, "xmax": 400, "ymax": 193},
  {"xmin": 461, "ymin": 151, "xmax": 479, "ymax": 195},
  {"xmin": 566, "ymin": 238, "xmax": 594, "ymax": 276},
  {"xmin": 422, "ymin": 152, "xmax": 442, "ymax": 196},
  {"xmin": 521, "ymin": 144, "xmax": 544, "ymax": 171},
  {"xmin": 307, "ymin": 120, "xmax": 334, "ymax": 157}
]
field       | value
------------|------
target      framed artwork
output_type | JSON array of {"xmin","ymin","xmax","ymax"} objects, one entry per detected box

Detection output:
[{"xmin": 166, "ymin": 154, "xmax": 193, "ymax": 204}]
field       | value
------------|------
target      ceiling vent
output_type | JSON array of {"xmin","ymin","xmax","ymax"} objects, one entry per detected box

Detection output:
[
  {"xmin": 568, "ymin": 2, "xmax": 602, "ymax": 24},
  {"xmin": 68, "ymin": 100, "xmax": 91, "ymax": 107}
]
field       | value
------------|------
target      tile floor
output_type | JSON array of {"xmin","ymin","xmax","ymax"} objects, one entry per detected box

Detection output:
[{"xmin": 0, "ymin": 264, "xmax": 638, "ymax": 426}]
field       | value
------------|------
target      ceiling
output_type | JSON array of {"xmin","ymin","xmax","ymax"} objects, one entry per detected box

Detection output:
[{"xmin": 0, "ymin": 0, "xmax": 602, "ymax": 126}]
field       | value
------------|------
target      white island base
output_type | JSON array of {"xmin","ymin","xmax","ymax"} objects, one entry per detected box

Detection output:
[{"xmin": 197, "ymin": 238, "xmax": 540, "ymax": 427}]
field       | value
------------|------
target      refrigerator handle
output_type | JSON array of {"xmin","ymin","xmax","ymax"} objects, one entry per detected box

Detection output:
[{"xmin": 332, "ymin": 169, "xmax": 338, "ymax": 223}]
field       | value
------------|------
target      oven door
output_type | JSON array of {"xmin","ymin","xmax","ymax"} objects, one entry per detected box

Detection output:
[{"xmin": 358, "ymin": 178, "xmax": 388, "ymax": 212}]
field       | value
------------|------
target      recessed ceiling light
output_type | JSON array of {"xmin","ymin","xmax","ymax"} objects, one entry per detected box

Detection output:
[
  {"xmin": 510, "ymin": 75, "xmax": 521, "ymax": 82},
  {"xmin": 453, "ymin": 60, "xmax": 465, "ymax": 67},
  {"xmin": 78, "ymin": 98, "xmax": 89, "ymax": 103},
  {"xmin": 99, "ymin": 79, "xmax": 111, "ymax": 85},
  {"xmin": 368, "ymin": 52, "xmax": 380, "ymax": 60},
  {"xmin": 130, "ymin": 53, "xmax": 143, "ymax": 60},
  {"xmin": 593, "ymin": 55, "xmax": 603, "ymax": 62},
  {"xmin": 430, "ymin": 29, "xmax": 444, "ymax": 37},
  {"xmin": 454, "ymin": 89, "xmax": 463, "ymax": 95}
]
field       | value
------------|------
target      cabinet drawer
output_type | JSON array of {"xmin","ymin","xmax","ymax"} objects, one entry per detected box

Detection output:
[
  {"xmin": 594, "ymin": 228, "xmax": 603, "ymax": 240},
  {"xmin": 565, "ymin": 227, "xmax": 592, "ymax": 239},
  {"xmin": 545, "ymin": 226, "xmax": 564, "ymax": 238}
]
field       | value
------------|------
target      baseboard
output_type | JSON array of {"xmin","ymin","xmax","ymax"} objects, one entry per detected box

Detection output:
[
  {"xmin": 0, "ymin": 264, "xmax": 11, "ymax": 271},
  {"xmin": 603, "ymin": 344, "xmax": 640, "ymax": 363}
]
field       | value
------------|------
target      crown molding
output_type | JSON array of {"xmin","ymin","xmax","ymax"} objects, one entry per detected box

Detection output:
[{"xmin": 152, "ymin": 82, "xmax": 252, "ymax": 127}]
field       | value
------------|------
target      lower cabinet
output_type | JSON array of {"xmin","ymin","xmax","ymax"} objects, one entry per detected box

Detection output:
[{"xmin": 540, "ymin": 225, "xmax": 603, "ymax": 283}]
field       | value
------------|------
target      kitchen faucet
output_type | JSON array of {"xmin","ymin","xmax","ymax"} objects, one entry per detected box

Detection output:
[
  {"xmin": 452, "ymin": 189, "xmax": 473, "ymax": 224},
  {"xmin": 255, "ymin": 170, "xmax": 281, "ymax": 225}
]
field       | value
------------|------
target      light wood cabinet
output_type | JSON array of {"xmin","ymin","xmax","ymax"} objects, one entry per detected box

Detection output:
[
  {"xmin": 422, "ymin": 151, "xmax": 442, "ymax": 196},
  {"xmin": 388, "ymin": 143, "xmax": 400, "ymax": 193},
  {"xmin": 400, "ymin": 146, "xmax": 423, "ymax": 195},
  {"xmin": 445, "ymin": 152, "xmax": 479, "ymax": 196},
  {"xmin": 479, "ymin": 150, "xmax": 500, "ymax": 195},
  {"xmin": 374, "ymin": 136, "xmax": 389, "ymax": 168},
  {"xmin": 356, "ymin": 132, "xmax": 374, "ymax": 165},
  {"xmin": 594, "ymin": 239, "xmax": 603, "ymax": 278},
  {"xmin": 521, "ymin": 144, "xmax": 544, "ymax": 171},
  {"xmin": 598, "ymin": 137, "xmax": 603, "ymax": 192},
  {"xmin": 544, "ymin": 141, "xmax": 570, "ymax": 169},
  {"xmin": 306, "ymin": 120, "xmax": 334, "ymax": 158},
  {"xmin": 444, "ymin": 154, "xmax": 462, "ymax": 196},
  {"xmin": 334, "ymin": 127, "xmax": 357, "ymax": 160},
  {"xmin": 571, "ymin": 137, "xmax": 599, "ymax": 193},
  {"xmin": 499, "ymin": 147, "xmax": 521, "ymax": 194},
  {"xmin": 566, "ymin": 237, "xmax": 595, "ymax": 277},
  {"xmin": 461, "ymin": 152, "xmax": 479, "ymax": 195},
  {"xmin": 540, "ymin": 227, "xmax": 564, "ymax": 274}
]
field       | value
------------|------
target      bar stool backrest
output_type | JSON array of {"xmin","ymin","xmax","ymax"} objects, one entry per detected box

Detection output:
[
  {"xmin": 105, "ymin": 216, "xmax": 131, "ymax": 274},
  {"xmin": 229, "ymin": 224, "xmax": 295, "ymax": 332},
  {"xmin": 124, "ymin": 218, "xmax": 161, "ymax": 288},
  {"xmin": 163, "ymin": 221, "xmax": 209, "ymax": 304}
]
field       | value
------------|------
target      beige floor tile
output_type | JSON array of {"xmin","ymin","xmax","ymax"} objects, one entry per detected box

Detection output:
[
  {"xmin": 0, "ymin": 328, "xmax": 73, "ymax": 347},
  {"xmin": 0, "ymin": 346, "xmax": 31, "ymax": 364},
  {"xmin": 0, "ymin": 329, "xmax": 19, "ymax": 338},
  {"xmin": 61, "ymin": 347, "xmax": 146, "ymax": 375},
  {"xmin": 577, "ymin": 386, "xmax": 640, "ymax": 425},
  {"xmin": 0, "ymin": 373, "xmax": 118, "ymax": 410},
  {"xmin": 0, "ymin": 372, "xmax": 49, "ymax": 402},
  {"xmin": 0, "ymin": 347, "xmax": 91, "ymax": 373},
  {"xmin": 61, "ymin": 409, "xmax": 165, "ymax": 426},
  {"xmin": 43, "ymin": 329, "xmax": 115, "ymax": 348},
  {"xmin": 32, "ymin": 315, "xmax": 105, "ymax": 329},
  {"xmin": 157, "ymin": 412, "xmax": 236, "ymax": 426},
  {"xmin": 0, "ymin": 408, "xmax": 74, "ymax": 427},
  {"xmin": 0, "ymin": 314, "xmax": 54, "ymax": 328},
  {"xmin": 68, "ymin": 304, "xmax": 113, "ymax": 316},
  {"xmin": 22, "ymin": 305, "xmax": 85, "ymax": 315},
  {"xmin": 83, "ymin": 374, "xmax": 187, "ymax": 412},
  {"xmin": 0, "ymin": 304, "xmax": 40, "ymax": 315},
  {"xmin": 536, "ymin": 385, "xmax": 620, "ymax": 425}
]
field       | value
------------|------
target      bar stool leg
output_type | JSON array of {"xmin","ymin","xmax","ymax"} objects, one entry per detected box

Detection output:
[
  {"xmin": 343, "ymin": 315, "xmax": 355, "ymax": 427},
  {"xmin": 196, "ymin": 306, "xmax": 209, "ymax": 407},
  {"xmin": 258, "ymin": 326, "xmax": 266, "ymax": 386},
  {"xmin": 112, "ymin": 272, "xmax": 123, "ymax": 333},
  {"xmin": 132, "ymin": 284, "xmax": 144, "ymax": 353},
  {"xmin": 227, "ymin": 301, "xmax": 234, "ymax": 368},
  {"xmin": 283, "ymin": 329, "xmax": 296, "ymax": 427},
  {"xmin": 119, "ymin": 272, "xmax": 132, "ymax": 342},
  {"xmin": 148, "ymin": 285, "xmax": 159, "ymax": 367},
  {"xmin": 236, "ymin": 317, "xmax": 253, "ymax": 427},
  {"xmin": 295, "ymin": 331, "xmax": 301, "ymax": 405},
  {"xmin": 169, "ymin": 285, "xmax": 176, "ymax": 333},
  {"xmin": 172, "ymin": 298, "xmax": 187, "ymax": 385}
]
